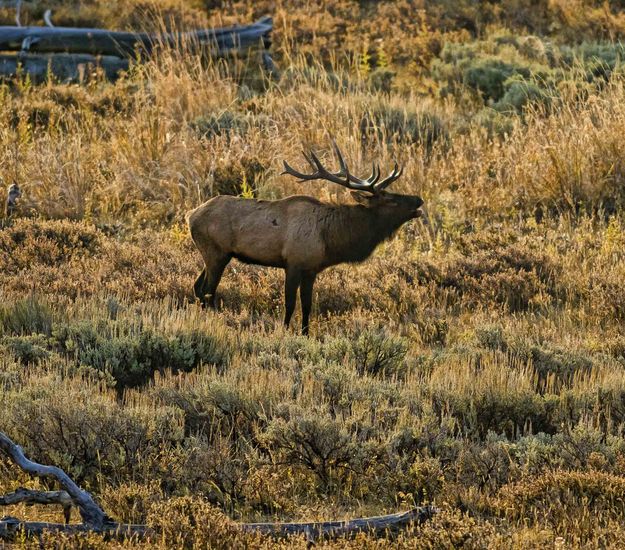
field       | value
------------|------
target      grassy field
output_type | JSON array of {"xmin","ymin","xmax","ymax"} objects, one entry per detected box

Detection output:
[{"xmin": 3, "ymin": 0, "xmax": 625, "ymax": 547}]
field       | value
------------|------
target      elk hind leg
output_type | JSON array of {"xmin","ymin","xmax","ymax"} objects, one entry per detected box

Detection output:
[
  {"xmin": 193, "ymin": 268, "xmax": 209, "ymax": 305},
  {"xmin": 284, "ymin": 267, "xmax": 302, "ymax": 329},
  {"xmin": 201, "ymin": 254, "xmax": 231, "ymax": 309}
]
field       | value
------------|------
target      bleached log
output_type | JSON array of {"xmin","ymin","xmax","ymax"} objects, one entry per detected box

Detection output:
[
  {"xmin": 0, "ymin": 52, "xmax": 129, "ymax": 82},
  {"xmin": 0, "ymin": 517, "xmax": 151, "ymax": 539},
  {"xmin": 0, "ymin": 16, "xmax": 272, "ymax": 58},
  {"xmin": 0, "ymin": 488, "xmax": 72, "ymax": 524},
  {"xmin": 241, "ymin": 506, "xmax": 437, "ymax": 539}
]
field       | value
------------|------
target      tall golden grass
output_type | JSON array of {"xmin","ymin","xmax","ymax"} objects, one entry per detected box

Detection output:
[{"xmin": 3, "ymin": 1, "xmax": 625, "ymax": 547}]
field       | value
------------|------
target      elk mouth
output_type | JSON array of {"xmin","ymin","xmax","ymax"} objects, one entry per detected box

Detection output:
[{"xmin": 413, "ymin": 207, "xmax": 423, "ymax": 218}]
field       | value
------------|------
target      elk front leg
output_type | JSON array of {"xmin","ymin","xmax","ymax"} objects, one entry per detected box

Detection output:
[
  {"xmin": 300, "ymin": 271, "xmax": 317, "ymax": 336},
  {"xmin": 284, "ymin": 267, "xmax": 302, "ymax": 329}
]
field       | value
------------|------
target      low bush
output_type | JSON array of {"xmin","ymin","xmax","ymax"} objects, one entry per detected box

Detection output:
[
  {"xmin": 52, "ymin": 321, "xmax": 231, "ymax": 388},
  {"xmin": 495, "ymin": 469, "xmax": 625, "ymax": 531},
  {"xmin": 360, "ymin": 102, "xmax": 448, "ymax": 149}
]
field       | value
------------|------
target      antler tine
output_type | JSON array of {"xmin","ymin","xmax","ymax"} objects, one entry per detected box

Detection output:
[
  {"xmin": 375, "ymin": 163, "xmax": 403, "ymax": 191},
  {"xmin": 282, "ymin": 149, "xmax": 350, "ymax": 186},
  {"xmin": 330, "ymin": 139, "xmax": 385, "ymax": 191},
  {"xmin": 303, "ymin": 151, "xmax": 317, "ymax": 172},
  {"xmin": 308, "ymin": 151, "xmax": 327, "ymax": 173},
  {"xmin": 330, "ymin": 140, "xmax": 377, "ymax": 191},
  {"xmin": 282, "ymin": 160, "xmax": 312, "ymax": 181},
  {"xmin": 369, "ymin": 162, "xmax": 381, "ymax": 185},
  {"xmin": 282, "ymin": 142, "xmax": 403, "ymax": 194}
]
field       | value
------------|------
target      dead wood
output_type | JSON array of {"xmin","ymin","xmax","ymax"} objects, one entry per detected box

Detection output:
[
  {"xmin": 0, "ymin": 517, "xmax": 152, "ymax": 539},
  {"xmin": 0, "ymin": 430, "xmax": 435, "ymax": 542},
  {"xmin": 0, "ymin": 431, "xmax": 108, "ymax": 528},
  {"xmin": 0, "ymin": 53, "xmax": 129, "ymax": 82},
  {"xmin": 0, "ymin": 488, "xmax": 73, "ymax": 524},
  {"xmin": 0, "ymin": 17, "xmax": 272, "ymax": 58},
  {"xmin": 240, "ymin": 506, "xmax": 437, "ymax": 539}
]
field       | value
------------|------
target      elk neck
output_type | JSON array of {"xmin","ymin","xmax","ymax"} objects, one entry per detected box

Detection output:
[{"xmin": 320, "ymin": 202, "xmax": 410, "ymax": 265}]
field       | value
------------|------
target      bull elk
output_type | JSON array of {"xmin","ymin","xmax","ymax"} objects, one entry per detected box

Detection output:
[{"xmin": 187, "ymin": 141, "xmax": 423, "ymax": 335}]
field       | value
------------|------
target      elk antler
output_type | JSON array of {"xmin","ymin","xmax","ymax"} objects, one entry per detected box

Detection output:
[{"xmin": 282, "ymin": 140, "xmax": 403, "ymax": 194}]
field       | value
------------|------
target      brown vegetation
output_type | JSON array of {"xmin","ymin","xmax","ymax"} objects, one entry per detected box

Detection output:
[{"xmin": 2, "ymin": 0, "xmax": 625, "ymax": 547}]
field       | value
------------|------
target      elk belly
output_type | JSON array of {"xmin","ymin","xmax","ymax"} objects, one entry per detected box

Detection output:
[{"xmin": 231, "ymin": 213, "xmax": 286, "ymax": 268}]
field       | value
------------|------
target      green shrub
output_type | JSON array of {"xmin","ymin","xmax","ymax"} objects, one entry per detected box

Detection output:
[
  {"xmin": 210, "ymin": 155, "xmax": 265, "ymax": 197},
  {"xmin": 360, "ymin": 103, "xmax": 447, "ymax": 148},
  {"xmin": 529, "ymin": 345, "xmax": 594, "ymax": 390},
  {"xmin": 474, "ymin": 107, "xmax": 516, "ymax": 137},
  {"xmin": 493, "ymin": 78, "xmax": 551, "ymax": 113},
  {"xmin": 464, "ymin": 58, "xmax": 525, "ymax": 102},
  {"xmin": 0, "ymin": 297, "xmax": 54, "ymax": 336},
  {"xmin": 323, "ymin": 327, "xmax": 408, "ymax": 377},
  {"xmin": 52, "ymin": 321, "xmax": 231, "ymax": 388},
  {"xmin": 147, "ymin": 496, "xmax": 255, "ymax": 549},
  {"xmin": 474, "ymin": 325, "xmax": 507, "ymax": 352},
  {"xmin": 191, "ymin": 111, "xmax": 249, "ymax": 139},
  {"xmin": 0, "ymin": 219, "xmax": 101, "ymax": 271},
  {"xmin": 368, "ymin": 67, "xmax": 396, "ymax": 94},
  {"xmin": 1, "ymin": 334, "xmax": 50, "ymax": 364},
  {"xmin": 495, "ymin": 469, "xmax": 625, "ymax": 531},
  {"xmin": 260, "ymin": 410, "xmax": 360, "ymax": 488},
  {"xmin": 152, "ymin": 381, "xmax": 259, "ymax": 439},
  {"xmin": 1, "ymin": 383, "xmax": 184, "ymax": 486}
]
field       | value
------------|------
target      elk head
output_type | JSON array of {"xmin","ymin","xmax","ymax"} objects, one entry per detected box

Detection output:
[{"xmin": 282, "ymin": 140, "xmax": 424, "ymax": 220}]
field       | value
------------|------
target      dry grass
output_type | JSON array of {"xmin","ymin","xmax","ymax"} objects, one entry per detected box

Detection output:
[{"xmin": 2, "ymin": 1, "xmax": 625, "ymax": 548}]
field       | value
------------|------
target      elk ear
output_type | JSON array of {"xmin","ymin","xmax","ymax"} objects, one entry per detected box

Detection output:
[{"xmin": 350, "ymin": 190, "xmax": 375, "ymax": 206}]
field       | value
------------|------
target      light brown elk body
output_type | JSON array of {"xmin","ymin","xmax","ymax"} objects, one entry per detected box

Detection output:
[{"xmin": 187, "ymin": 142, "xmax": 423, "ymax": 335}]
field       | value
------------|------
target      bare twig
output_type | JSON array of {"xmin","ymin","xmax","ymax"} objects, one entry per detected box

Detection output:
[
  {"xmin": 43, "ymin": 9, "xmax": 54, "ymax": 28},
  {"xmin": 14, "ymin": 0, "xmax": 21, "ymax": 27}
]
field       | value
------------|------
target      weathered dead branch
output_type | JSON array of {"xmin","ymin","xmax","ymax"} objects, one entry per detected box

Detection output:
[
  {"xmin": 0, "ymin": 17, "xmax": 272, "ymax": 57},
  {"xmin": 0, "ymin": 517, "xmax": 152, "ymax": 539},
  {"xmin": 241, "ymin": 506, "xmax": 437, "ymax": 539},
  {"xmin": 0, "ymin": 488, "xmax": 72, "ymax": 508},
  {"xmin": 0, "ymin": 431, "xmax": 109, "ymax": 528},
  {"xmin": 0, "ymin": 53, "xmax": 129, "ymax": 82},
  {"xmin": 0, "ymin": 430, "xmax": 435, "ymax": 542},
  {"xmin": 0, "ymin": 488, "xmax": 72, "ymax": 523}
]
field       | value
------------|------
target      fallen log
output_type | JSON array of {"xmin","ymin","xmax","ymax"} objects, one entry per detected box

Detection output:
[
  {"xmin": 0, "ymin": 16, "xmax": 272, "ymax": 58},
  {"xmin": 0, "ymin": 52, "xmax": 129, "ymax": 81},
  {"xmin": 241, "ymin": 506, "xmax": 437, "ymax": 539},
  {"xmin": 0, "ymin": 488, "xmax": 72, "ymax": 524},
  {"xmin": 0, "ymin": 508, "xmax": 435, "ymax": 542},
  {"xmin": 0, "ymin": 517, "xmax": 151, "ymax": 539},
  {"xmin": 0, "ymin": 430, "xmax": 435, "ymax": 542}
]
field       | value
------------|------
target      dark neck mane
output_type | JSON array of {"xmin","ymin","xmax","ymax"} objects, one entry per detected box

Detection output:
[{"xmin": 320, "ymin": 204, "xmax": 406, "ymax": 266}]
